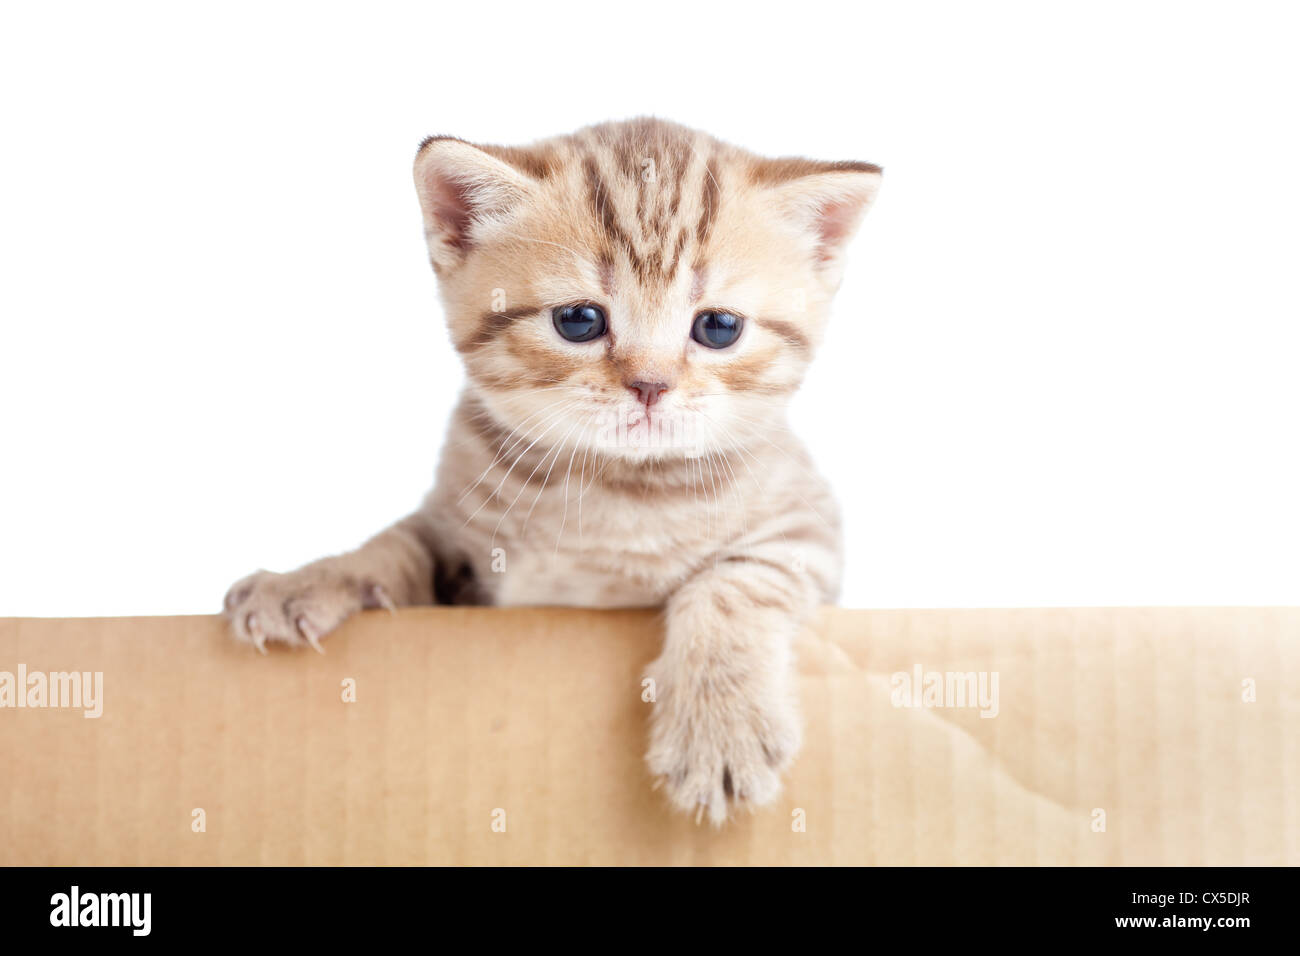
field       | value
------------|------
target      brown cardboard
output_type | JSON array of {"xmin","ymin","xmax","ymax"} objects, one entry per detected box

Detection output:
[{"xmin": 0, "ymin": 607, "xmax": 1295, "ymax": 865}]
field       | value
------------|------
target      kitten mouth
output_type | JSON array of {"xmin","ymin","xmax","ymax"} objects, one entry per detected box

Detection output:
[{"xmin": 586, "ymin": 403, "xmax": 705, "ymax": 459}]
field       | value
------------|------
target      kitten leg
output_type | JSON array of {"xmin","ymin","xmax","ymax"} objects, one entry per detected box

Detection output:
[
  {"xmin": 645, "ymin": 545, "xmax": 828, "ymax": 825},
  {"xmin": 221, "ymin": 511, "xmax": 443, "ymax": 652}
]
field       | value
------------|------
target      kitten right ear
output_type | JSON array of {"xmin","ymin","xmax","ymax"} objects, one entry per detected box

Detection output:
[
  {"xmin": 413, "ymin": 136, "xmax": 535, "ymax": 271},
  {"xmin": 756, "ymin": 157, "xmax": 882, "ymax": 279}
]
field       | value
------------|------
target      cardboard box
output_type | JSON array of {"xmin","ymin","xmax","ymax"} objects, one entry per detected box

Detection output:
[{"xmin": 0, "ymin": 607, "xmax": 1294, "ymax": 865}]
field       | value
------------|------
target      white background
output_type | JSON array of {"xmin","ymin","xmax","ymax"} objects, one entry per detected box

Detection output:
[{"xmin": 1, "ymin": 1, "xmax": 1297, "ymax": 616}]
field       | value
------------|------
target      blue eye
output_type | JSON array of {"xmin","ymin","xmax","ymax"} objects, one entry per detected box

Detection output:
[
  {"xmin": 552, "ymin": 303, "xmax": 607, "ymax": 342},
  {"xmin": 691, "ymin": 310, "xmax": 743, "ymax": 349}
]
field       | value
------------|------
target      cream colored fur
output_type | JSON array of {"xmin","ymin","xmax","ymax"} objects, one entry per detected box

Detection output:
[{"xmin": 223, "ymin": 118, "xmax": 881, "ymax": 825}]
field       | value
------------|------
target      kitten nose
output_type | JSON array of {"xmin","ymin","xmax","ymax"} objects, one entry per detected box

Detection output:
[{"xmin": 627, "ymin": 380, "xmax": 669, "ymax": 407}]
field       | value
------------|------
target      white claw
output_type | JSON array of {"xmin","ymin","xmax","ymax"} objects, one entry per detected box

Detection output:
[
  {"xmin": 695, "ymin": 804, "xmax": 706, "ymax": 826},
  {"xmin": 247, "ymin": 614, "xmax": 268, "ymax": 655},
  {"xmin": 371, "ymin": 584, "xmax": 397, "ymax": 615},
  {"xmin": 297, "ymin": 617, "xmax": 326, "ymax": 655}
]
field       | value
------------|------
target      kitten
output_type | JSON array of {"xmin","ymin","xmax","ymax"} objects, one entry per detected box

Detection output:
[{"xmin": 223, "ymin": 118, "xmax": 881, "ymax": 825}]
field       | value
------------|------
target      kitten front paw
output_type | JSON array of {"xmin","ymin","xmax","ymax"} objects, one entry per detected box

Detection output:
[
  {"xmin": 644, "ymin": 661, "xmax": 801, "ymax": 826},
  {"xmin": 222, "ymin": 567, "xmax": 393, "ymax": 653}
]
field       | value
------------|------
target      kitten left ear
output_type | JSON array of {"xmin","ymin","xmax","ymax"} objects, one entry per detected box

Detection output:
[
  {"xmin": 764, "ymin": 161, "xmax": 883, "ymax": 268},
  {"xmin": 413, "ymin": 136, "xmax": 537, "ymax": 271}
]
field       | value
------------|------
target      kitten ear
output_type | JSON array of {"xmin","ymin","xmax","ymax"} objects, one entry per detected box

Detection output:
[
  {"xmin": 760, "ymin": 159, "xmax": 882, "ymax": 271},
  {"xmin": 413, "ymin": 136, "xmax": 536, "ymax": 271}
]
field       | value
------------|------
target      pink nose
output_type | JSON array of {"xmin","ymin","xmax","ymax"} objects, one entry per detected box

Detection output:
[{"xmin": 627, "ymin": 380, "xmax": 669, "ymax": 407}]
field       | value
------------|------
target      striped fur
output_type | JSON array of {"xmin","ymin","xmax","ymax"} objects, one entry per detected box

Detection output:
[{"xmin": 223, "ymin": 118, "xmax": 881, "ymax": 825}]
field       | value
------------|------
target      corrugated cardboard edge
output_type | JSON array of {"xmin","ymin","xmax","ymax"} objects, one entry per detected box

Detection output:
[{"xmin": 1, "ymin": 607, "xmax": 1295, "ymax": 865}]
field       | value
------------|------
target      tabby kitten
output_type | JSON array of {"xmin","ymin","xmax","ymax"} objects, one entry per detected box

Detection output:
[{"xmin": 223, "ymin": 118, "xmax": 881, "ymax": 824}]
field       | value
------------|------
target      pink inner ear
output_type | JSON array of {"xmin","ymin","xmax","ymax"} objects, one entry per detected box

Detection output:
[
  {"xmin": 427, "ymin": 172, "xmax": 476, "ymax": 251},
  {"xmin": 814, "ymin": 199, "xmax": 861, "ymax": 262}
]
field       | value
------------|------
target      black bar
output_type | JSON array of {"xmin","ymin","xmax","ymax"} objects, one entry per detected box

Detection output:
[{"xmin": 0, "ymin": 866, "xmax": 1285, "ymax": 943}]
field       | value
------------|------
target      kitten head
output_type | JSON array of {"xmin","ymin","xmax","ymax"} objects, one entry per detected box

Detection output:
[{"xmin": 413, "ymin": 118, "xmax": 880, "ymax": 461}]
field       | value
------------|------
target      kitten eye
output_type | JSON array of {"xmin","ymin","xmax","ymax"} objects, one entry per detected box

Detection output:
[
  {"xmin": 552, "ymin": 303, "xmax": 607, "ymax": 342},
  {"xmin": 691, "ymin": 310, "xmax": 744, "ymax": 349}
]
